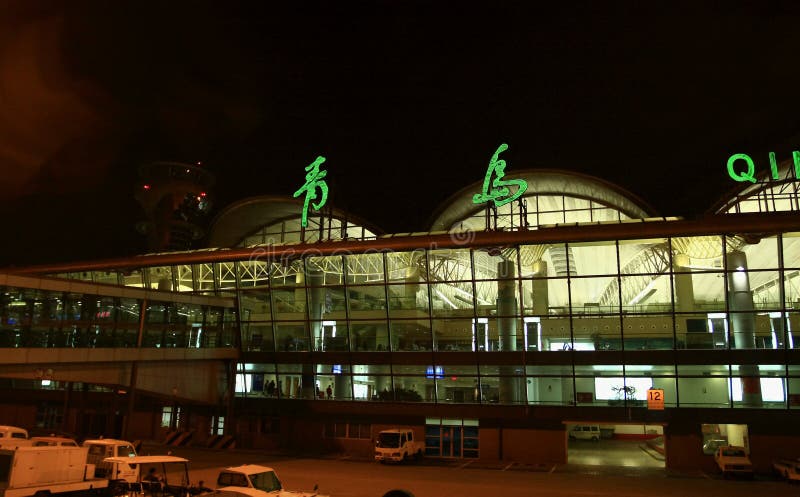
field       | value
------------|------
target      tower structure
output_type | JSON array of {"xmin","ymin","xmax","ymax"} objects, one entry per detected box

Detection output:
[{"xmin": 134, "ymin": 161, "xmax": 215, "ymax": 251}]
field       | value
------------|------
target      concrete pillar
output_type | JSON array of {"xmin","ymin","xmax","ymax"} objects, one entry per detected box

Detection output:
[
  {"xmin": 531, "ymin": 260, "xmax": 549, "ymax": 315},
  {"xmin": 726, "ymin": 250, "xmax": 761, "ymax": 407},
  {"xmin": 303, "ymin": 268, "xmax": 324, "ymax": 399},
  {"xmin": 673, "ymin": 253, "xmax": 695, "ymax": 313},
  {"xmin": 405, "ymin": 266, "xmax": 420, "ymax": 299},
  {"xmin": 333, "ymin": 375, "xmax": 349, "ymax": 400},
  {"xmin": 497, "ymin": 260, "xmax": 518, "ymax": 352},
  {"xmin": 497, "ymin": 260, "xmax": 523, "ymax": 404},
  {"xmin": 307, "ymin": 269, "xmax": 324, "ymax": 347}
]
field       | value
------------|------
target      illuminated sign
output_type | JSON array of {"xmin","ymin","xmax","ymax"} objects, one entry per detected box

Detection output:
[
  {"xmin": 647, "ymin": 388, "xmax": 665, "ymax": 410},
  {"xmin": 727, "ymin": 151, "xmax": 800, "ymax": 183},
  {"xmin": 426, "ymin": 365, "xmax": 444, "ymax": 379},
  {"xmin": 293, "ymin": 155, "xmax": 329, "ymax": 228},
  {"xmin": 472, "ymin": 143, "xmax": 528, "ymax": 207}
]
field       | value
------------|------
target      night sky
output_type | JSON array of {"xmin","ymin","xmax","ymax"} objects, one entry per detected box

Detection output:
[{"xmin": 1, "ymin": 1, "xmax": 799, "ymax": 266}]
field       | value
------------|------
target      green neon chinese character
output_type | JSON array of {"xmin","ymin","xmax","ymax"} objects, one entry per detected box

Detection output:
[
  {"xmin": 472, "ymin": 143, "xmax": 528, "ymax": 207},
  {"xmin": 293, "ymin": 156, "xmax": 328, "ymax": 228}
]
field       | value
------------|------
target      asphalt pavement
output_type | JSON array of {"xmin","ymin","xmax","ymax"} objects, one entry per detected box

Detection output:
[{"xmin": 138, "ymin": 441, "xmax": 786, "ymax": 495}]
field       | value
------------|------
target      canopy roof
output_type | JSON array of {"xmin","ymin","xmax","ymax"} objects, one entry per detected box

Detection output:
[
  {"xmin": 208, "ymin": 196, "xmax": 382, "ymax": 248},
  {"xmin": 428, "ymin": 168, "xmax": 658, "ymax": 231}
]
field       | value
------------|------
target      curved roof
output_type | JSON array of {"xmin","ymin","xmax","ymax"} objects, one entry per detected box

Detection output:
[
  {"xmin": 428, "ymin": 168, "xmax": 659, "ymax": 231},
  {"xmin": 709, "ymin": 156, "xmax": 800, "ymax": 215},
  {"xmin": 207, "ymin": 195, "xmax": 383, "ymax": 248}
]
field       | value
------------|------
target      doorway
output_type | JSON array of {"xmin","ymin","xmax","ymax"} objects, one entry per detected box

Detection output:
[
  {"xmin": 425, "ymin": 418, "xmax": 479, "ymax": 458},
  {"xmin": 566, "ymin": 422, "xmax": 665, "ymax": 468}
]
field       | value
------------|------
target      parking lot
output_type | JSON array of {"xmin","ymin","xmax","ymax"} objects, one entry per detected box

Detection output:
[
  {"xmin": 568, "ymin": 438, "xmax": 664, "ymax": 468},
  {"xmin": 144, "ymin": 443, "xmax": 789, "ymax": 497}
]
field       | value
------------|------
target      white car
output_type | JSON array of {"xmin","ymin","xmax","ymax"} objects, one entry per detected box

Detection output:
[
  {"xmin": 773, "ymin": 458, "xmax": 800, "ymax": 481},
  {"xmin": 714, "ymin": 446, "xmax": 753, "ymax": 478},
  {"xmin": 216, "ymin": 464, "xmax": 327, "ymax": 497}
]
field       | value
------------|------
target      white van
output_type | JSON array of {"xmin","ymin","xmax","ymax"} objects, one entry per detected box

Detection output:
[
  {"xmin": 0, "ymin": 425, "xmax": 28, "ymax": 440},
  {"xmin": 569, "ymin": 424, "xmax": 601, "ymax": 441}
]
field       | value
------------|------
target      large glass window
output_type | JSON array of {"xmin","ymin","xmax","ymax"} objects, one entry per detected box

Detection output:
[
  {"xmin": 676, "ymin": 364, "xmax": 731, "ymax": 408},
  {"xmin": 526, "ymin": 365, "xmax": 574, "ymax": 406},
  {"xmin": 350, "ymin": 320, "xmax": 389, "ymax": 352},
  {"xmin": 390, "ymin": 319, "xmax": 432, "ymax": 351},
  {"xmin": 345, "ymin": 253, "xmax": 385, "ymax": 285},
  {"xmin": 731, "ymin": 364, "xmax": 785, "ymax": 408},
  {"xmin": 432, "ymin": 318, "xmax": 473, "ymax": 351},
  {"xmin": 431, "ymin": 365, "xmax": 478, "ymax": 404},
  {"xmin": 390, "ymin": 365, "xmax": 428, "ymax": 402},
  {"xmin": 478, "ymin": 365, "xmax": 526, "ymax": 404},
  {"xmin": 352, "ymin": 364, "xmax": 392, "ymax": 400},
  {"xmin": 621, "ymin": 314, "xmax": 674, "ymax": 350}
]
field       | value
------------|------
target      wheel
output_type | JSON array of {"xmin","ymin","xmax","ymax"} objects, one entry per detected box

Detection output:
[
  {"xmin": 382, "ymin": 491, "xmax": 415, "ymax": 497},
  {"xmin": 401, "ymin": 452, "xmax": 408, "ymax": 462},
  {"xmin": 414, "ymin": 450, "xmax": 422, "ymax": 461},
  {"xmin": 591, "ymin": 436, "xmax": 599, "ymax": 442}
]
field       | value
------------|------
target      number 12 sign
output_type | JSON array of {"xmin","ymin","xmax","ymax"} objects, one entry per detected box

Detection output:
[{"xmin": 647, "ymin": 389, "xmax": 665, "ymax": 410}]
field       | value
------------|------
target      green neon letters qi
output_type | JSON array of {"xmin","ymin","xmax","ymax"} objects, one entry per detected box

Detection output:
[{"xmin": 727, "ymin": 151, "xmax": 800, "ymax": 183}]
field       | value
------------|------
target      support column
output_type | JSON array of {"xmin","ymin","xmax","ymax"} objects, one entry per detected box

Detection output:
[
  {"xmin": 497, "ymin": 260, "xmax": 518, "ymax": 351},
  {"xmin": 726, "ymin": 250, "xmax": 761, "ymax": 407},
  {"xmin": 304, "ymin": 268, "xmax": 324, "ymax": 399},
  {"xmin": 122, "ymin": 364, "xmax": 138, "ymax": 440},
  {"xmin": 531, "ymin": 260, "xmax": 549, "ymax": 315},
  {"xmin": 497, "ymin": 260, "xmax": 522, "ymax": 403},
  {"xmin": 673, "ymin": 253, "xmax": 695, "ymax": 313},
  {"xmin": 224, "ymin": 360, "xmax": 236, "ymax": 436},
  {"xmin": 62, "ymin": 382, "xmax": 73, "ymax": 434},
  {"xmin": 333, "ymin": 374, "xmax": 348, "ymax": 400}
]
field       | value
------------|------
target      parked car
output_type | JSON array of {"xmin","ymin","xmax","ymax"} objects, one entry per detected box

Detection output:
[
  {"xmin": 714, "ymin": 446, "xmax": 753, "ymax": 478},
  {"xmin": 216, "ymin": 464, "xmax": 327, "ymax": 497},
  {"xmin": 569, "ymin": 425, "xmax": 600, "ymax": 442},
  {"xmin": 773, "ymin": 458, "xmax": 800, "ymax": 481}
]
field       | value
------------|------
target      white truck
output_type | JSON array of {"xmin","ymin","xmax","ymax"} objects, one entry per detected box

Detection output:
[
  {"xmin": 374, "ymin": 429, "xmax": 423, "ymax": 463},
  {"xmin": 83, "ymin": 439, "xmax": 138, "ymax": 487},
  {"xmin": 215, "ymin": 464, "xmax": 326, "ymax": 497},
  {"xmin": 714, "ymin": 445, "xmax": 754, "ymax": 478},
  {"xmin": 0, "ymin": 444, "xmax": 109, "ymax": 497}
]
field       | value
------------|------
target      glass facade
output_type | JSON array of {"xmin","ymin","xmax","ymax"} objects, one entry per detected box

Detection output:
[
  {"xmin": 9, "ymin": 172, "xmax": 799, "ymax": 416},
  {"xmin": 24, "ymin": 227, "xmax": 800, "ymax": 410},
  {"xmin": 114, "ymin": 230, "xmax": 775, "ymax": 408},
  {"xmin": 0, "ymin": 288, "xmax": 236, "ymax": 349}
]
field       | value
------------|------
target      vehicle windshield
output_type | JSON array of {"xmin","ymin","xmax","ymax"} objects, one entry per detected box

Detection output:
[
  {"xmin": 722, "ymin": 449, "xmax": 746, "ymax": 457},
  {"xmin": 250, "ymin": 471, "xmax": 282, "ymax": 492},
  {"xmin": 377, "ymin": 433, "xmax": 401, "ymax": 448},
  {"xmin": 117, "ymin": 445, "xmax": 136, "ymax": 458}
]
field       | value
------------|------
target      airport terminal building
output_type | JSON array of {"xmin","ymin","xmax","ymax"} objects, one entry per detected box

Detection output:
[{"xmin": 3, "ymin": 161, "xmax": 800, "ymax": 472}]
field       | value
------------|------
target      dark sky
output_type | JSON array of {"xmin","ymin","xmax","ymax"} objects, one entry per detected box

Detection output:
[{"xmin": 1, "ymin": 1, "xmax": 799, "ymax": 266}]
